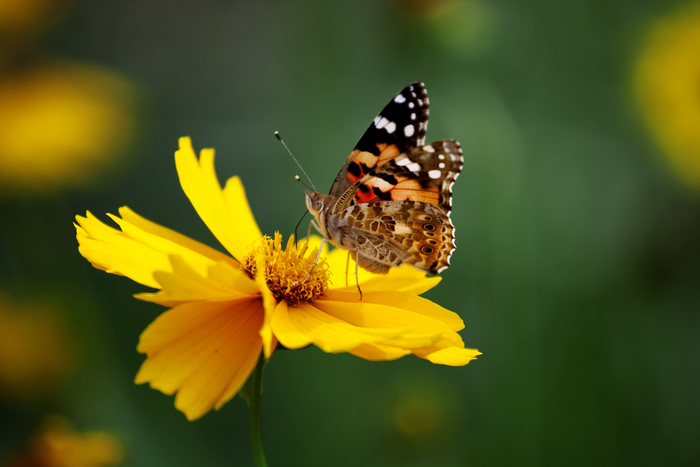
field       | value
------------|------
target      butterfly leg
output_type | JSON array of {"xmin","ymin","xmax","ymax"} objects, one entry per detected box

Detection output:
[
  {"xmin": 299, "ymin": 237, "xmax": 325, "ymax": 285},
  {"xmin": 308, "ymin": 219, "xmax": 322, "ymax": 237},
  {"xmin": 345, "ymin": 251, "xmax": 351, "ymax": 288},
  {"xmin": 354, "ymin": 253, "xmax": 363, "ymax": 300}
]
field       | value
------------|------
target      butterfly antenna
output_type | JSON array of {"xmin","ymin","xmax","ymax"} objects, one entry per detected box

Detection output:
[
  {"xmin": 275, "ymin": 131, "xmax": 316, "ymax": 191},
  {"xmin": 293, "ymin": 210, "xmax": 309, "ymax": 246}
]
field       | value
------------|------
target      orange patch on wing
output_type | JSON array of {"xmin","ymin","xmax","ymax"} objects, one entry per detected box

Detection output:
[
  {"xmin": 391, "ymin": 181, "xmax": 440, "ymax": 204},
  {"xmin": 347, "ymin": 149, "xmax": 377, "ymax": 183},
  {"xmin": 354, "ymin": 188, "xmax": 376, "ymax": 204},
  {"xmin": 376, "ymin": 144, "xmax": 401, "ymax": 166},
  {"xmin": 354, "ymin": 178, "xmax": 440, "ymax": 205}
]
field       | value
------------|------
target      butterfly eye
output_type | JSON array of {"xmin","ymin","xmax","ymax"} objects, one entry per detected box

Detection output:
[{"xmin": 314, "ymin": 199, "xmax": 324, "ymax": 211}]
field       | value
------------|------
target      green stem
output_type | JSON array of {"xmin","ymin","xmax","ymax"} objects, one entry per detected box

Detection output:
[{"xmin": 248, "ymin": 354, "xmax": 268, "ymax": 467}]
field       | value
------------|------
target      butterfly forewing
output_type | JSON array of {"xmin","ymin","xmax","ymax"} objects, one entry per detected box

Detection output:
[
  {"xmin": 348, "ymin": 140, "xmax": 463, "ymax": 214},
  {"xmin": 329, "ymin": 82, "xmax": 429, "ymax": 198}
]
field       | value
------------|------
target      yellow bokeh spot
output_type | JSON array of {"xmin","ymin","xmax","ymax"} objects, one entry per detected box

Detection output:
[
  {"xmin": 633, "ymin": 1, "xmax": 700, "ymax": 191},
  {"xmin": 393, "ymin": 394, "xmax": 444, "ymax": 439},
  {"xmin": 0, "ymin": 0, "xmax": 69, "ymax": 39},
  {"xmin": 0, "ymin": 297, "xmax": 73, "ymax": 400},
  {"xmin": 0, "ymin": 60, "xmax": 136, "ymax": 193},
  {"xmin": 7, "ymin": 416, "xmax": 123, "ymax": 467}
]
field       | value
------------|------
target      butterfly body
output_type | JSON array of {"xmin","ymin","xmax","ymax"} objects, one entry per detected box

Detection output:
[{"xmin": 305, "ymin": 82, "xmax": 463, "ymax": 275}]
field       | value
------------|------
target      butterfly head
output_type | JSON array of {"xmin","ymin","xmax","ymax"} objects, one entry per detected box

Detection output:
[{"xmin": 304, "ymin": 190, "xmax": 326, "ymax": 216}]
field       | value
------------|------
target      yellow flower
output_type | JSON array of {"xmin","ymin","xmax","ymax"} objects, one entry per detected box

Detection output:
[
  {"xmin": 0, "ymin": 60, "xmax": 135, "ymax": 194},
  {"xmin": 6, "ymin": 416, "xmax": 123, "ymax": 467},
  {"xmin": 633, "ymin": 1, "xmax": 700, "ymax": 190},
  {"xmin": 75, "ymin": 137, "xmax": 480, "ymax": 421}
]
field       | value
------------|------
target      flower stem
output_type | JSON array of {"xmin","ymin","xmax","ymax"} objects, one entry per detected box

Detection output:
[{"xmin": 247, "ymin": 354, "xmax": 268, "ymax": 467}]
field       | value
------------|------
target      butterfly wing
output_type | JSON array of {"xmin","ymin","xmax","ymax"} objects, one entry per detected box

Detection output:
[
  {"xmin": 328, "ymin": 82, "xmax": 429, "ymax": 198},
  {"xmin": 349, "ymin": 140, "xmax": 463, "ymax": 214},
  {"xmin": 319, "ymin": 82, "xmax": 462, "ymax": 275},
  {"xmin": 339, "ymin": 200, "xmax": 456, "ymax": 275}
]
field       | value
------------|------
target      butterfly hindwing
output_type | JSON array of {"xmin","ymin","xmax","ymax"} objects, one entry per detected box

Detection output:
[
  {"xmin": 329, "ymin": 82, "xmax": 429, "ymax": 198},
  {"xmin": 339, "ymin": 201, "xmax": 456, "ymax": 275}
]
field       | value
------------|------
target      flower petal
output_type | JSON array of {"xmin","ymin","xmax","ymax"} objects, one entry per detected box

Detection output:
[
  {"xmin": 325, "ymin": 247, "xmax": 441, "ymax": 295},
  {"xmin": 76, "ymin": 209, "xmax": 232, "ymax": 290},
  {"xmin": 269, "ymin": 300, "xmax": 314, "ymax": 349},
  {"xmin": 175, "ymin": 137, "xmax": 261, "ymax": 262},
  {"xmin": 325, "ymin": 290, "xmax": 465, "ymax": 332},
  {"xmin": 135, "ymin": 255, "xmax": 258, "ymax": 306},
  {"xmin": 253, "ymin": 249, "xmax": 278, "ymax": 358},
  {"xmin": 278, "ymin": 303, "xmax": 408, "ymax": 353},
  {"xmin": 135, "ymin": 298, "xmax": 264, "ymax": 421},
  {"xmin": 76, "ymin": 212, "xmax": 171, "ymax": 289},
  {"xmin": 118, "ymin": 207, "xmax": 233, "ymax": 265},
  {"xmin": 414, "ymin": 346, "xmax": 481, "ymax": 366},
  {"xmin": 348, "ymin": 343, "xmax": 411, "ymax": 361},
  {"xmin": 318, "ymin": 291, "xmax": 462, "ymax": 336}
]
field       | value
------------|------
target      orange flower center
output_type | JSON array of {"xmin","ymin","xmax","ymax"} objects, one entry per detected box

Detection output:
[{"xmin": 242, "ymin": 233, "xmax": 330, "ymax": 306}]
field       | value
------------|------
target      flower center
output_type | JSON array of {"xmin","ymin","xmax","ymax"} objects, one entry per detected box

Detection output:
[{"xmin": 241, "ymin": 233, "xmax": 330, "ymax": 306}]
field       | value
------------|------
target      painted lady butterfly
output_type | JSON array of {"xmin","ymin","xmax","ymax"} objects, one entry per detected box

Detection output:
[{"xmin": 305, "ymin": 82, "xmax": 463, "ymax": 276}]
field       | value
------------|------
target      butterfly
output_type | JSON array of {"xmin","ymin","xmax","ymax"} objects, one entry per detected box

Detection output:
[{"xmin": 305, "ymin": 82, "xmax": 463, "ymax": 278}]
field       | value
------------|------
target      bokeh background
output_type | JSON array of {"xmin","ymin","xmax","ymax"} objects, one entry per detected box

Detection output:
[{"xmin": 1, "ymin": 0, "xmax": 700, "ymax": 466}]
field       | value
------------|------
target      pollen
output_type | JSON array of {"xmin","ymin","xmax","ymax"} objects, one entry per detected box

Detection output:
[{"xmin": 242, "ymin": 233, "xmax": 330, "ymax": 306}]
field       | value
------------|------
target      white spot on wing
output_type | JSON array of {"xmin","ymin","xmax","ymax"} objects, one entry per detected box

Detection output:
[
  {"xmin": 394, "ymin": 94, "xmax": 406, "ymax": 104},
  {"xmin": 385, "ymin": 121, "xmax": 396, "ymax": 134},
  {"xmin": 438, "ymin": 162, "xmax": 445, "ymax": 169},
  {"xmin": 410, "ymin": 113, "xmax": 416, "ymax": 120},
  {"xmin": 396, "ymin": 157, "xmax": 411, "ymax": 166},
  {"xmin": 404, "ymin": 125, "xmax": 415, "ymax": 137},
  {"xmin": 424, "ymin": 145, "xmax": 435, "ymax": 152},
  {"xmin": 408, "ymin": 102, "xmax": 415, "ymax": 109},
  {"xmin": 406, "ymin": 162, "xmax": 421, "ymax": 172},
  {"xmin": 375, "ymin": 117, "xmax": 390, "ymax": 129},
  {"xmin": 428, "ymin": 170, "xmax": 441, "ymax": 179}
]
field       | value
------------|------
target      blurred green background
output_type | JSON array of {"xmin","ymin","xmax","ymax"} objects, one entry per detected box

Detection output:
[{"xmin": 1, "ymin": 0, "xmax": 700, "ymax": 466}]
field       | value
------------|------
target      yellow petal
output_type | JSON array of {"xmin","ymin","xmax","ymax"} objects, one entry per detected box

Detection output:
[
  {"xmin": 281, "ymin": 303, "xmax": 407, "ymax": 353},
  {"xmin": 325, "ymin": 247, "xmax": 441, "ymax": 294},
  {"xmin": 135, "ymin": 255, "xmax": 258, "ymax": 307},
  {"xmin": 253, "ymin": 249, "xmax": 278, "ymax": 358},
  {"xmin": 414, "ymin": 346, "xmax": 481, "ymax": 366},
  {"xmin": 76, "ymin": 208, "xmax": 232, "ymax": 290},
  {"xmin": 348, "ymin": 343, "xmax": 411, "ymax": 361},
  {"xmin": 118, "ymin": 207, "xmax": 233, "ymax": 264},
  {"xmin": 135, "ymin": 298, "xmax": 264, "ymax": 420},
  {"xmin": 318, "ymin": 291, "xmax": 461, "ymax": 336},
  {"xmin": 269, "ymin": 300, "xmax": 314, "ymax": 349},
  {"xmin": 76, "ymin": 212, "xmax": 171, "ymax": 288},
  {"xmin": 324, "ymin": 246, "xmax": 376, "ymax": 287},
  {"xmin": 175, "ymin": 137, "xmax": 261, "ymax": 262},
  {"xmin": 325, "ymin": 290, "xmax": 465, "ymax": 332}
]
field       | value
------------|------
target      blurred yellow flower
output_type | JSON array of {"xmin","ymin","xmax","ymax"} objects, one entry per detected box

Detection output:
[
  {"xmin": 0, "ymin": 297, "xmax": 73, "ymax": 400},
  {"xmin": 0, "ymin": 0, "xmax": 69, "ymax": 41},
  {"xmin": 0, "ymin": 60, "xmax": 135, "ymax": 194},
  {"xmin": 75, "ymin": 137, "xmax": 480, "ymax": 421},
  {"xmin": 5, "ymin": 416, "xmax": 123, "ymax": 467},
  {"xmin": 633, "ymin": 1, "xmax": 700, "ymax": 190}
]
